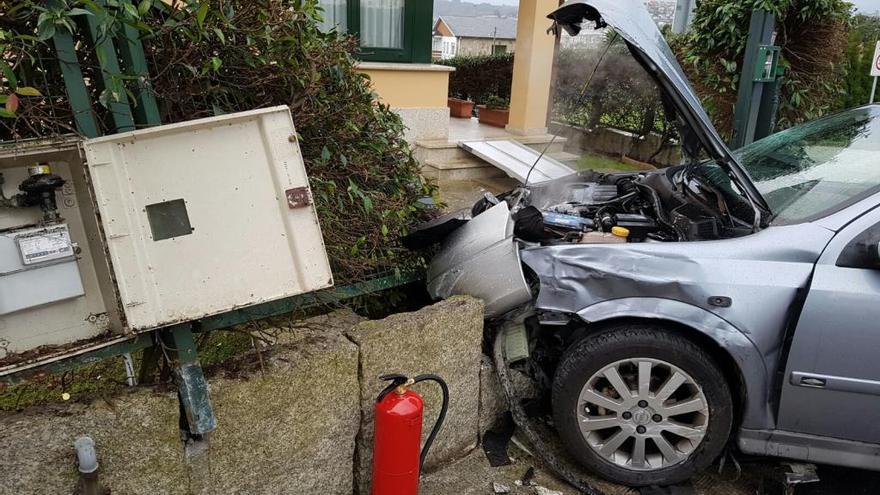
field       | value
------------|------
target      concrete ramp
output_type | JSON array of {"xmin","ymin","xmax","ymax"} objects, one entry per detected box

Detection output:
[{"xmin": 459, "ymin": 139, "xmax": 576, "ymax": 184}]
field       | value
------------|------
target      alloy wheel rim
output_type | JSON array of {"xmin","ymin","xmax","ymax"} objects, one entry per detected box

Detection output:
[{"xmin": 575, "ymin": 358, "xmax": 709, "ymax": 471}]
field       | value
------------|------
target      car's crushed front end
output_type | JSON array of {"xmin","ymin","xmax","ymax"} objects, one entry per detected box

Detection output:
[
  {"xmin": 417, "ymin": 0, "xmax": 777, "ymax": 319},
  {"xmin": 405, "ymin": 0, "xmax": 880, "ymax": 487}
]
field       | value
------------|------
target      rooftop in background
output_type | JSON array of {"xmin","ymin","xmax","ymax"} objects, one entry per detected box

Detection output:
[
  {"xmin": 434, "ymin": 0, "xmax": 518, "ymax": 18},
  {"xmin": 436, "ymin": 15, "xmax": 518, "ymax": 39}
]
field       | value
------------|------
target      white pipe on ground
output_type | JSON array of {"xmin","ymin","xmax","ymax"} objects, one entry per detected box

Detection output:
[{"xmin": 74, "ymin": 436, "xmax": 100, "ymax": 495}]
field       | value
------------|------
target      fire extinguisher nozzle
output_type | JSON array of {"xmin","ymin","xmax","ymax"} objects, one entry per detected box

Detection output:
[{"xmin": 395, "ymin": 378, "xmax": 416, "ymax": 395}]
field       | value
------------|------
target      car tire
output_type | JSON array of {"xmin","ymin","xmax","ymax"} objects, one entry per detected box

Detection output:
[{"xmin": 552, "ymin": 323, "xmax": 733, "ymax": 487}]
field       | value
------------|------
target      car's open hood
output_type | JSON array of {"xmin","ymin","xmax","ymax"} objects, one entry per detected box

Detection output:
[{"xmin": 549, "ymin": 0, "xmax": 770, "ymax": 216}]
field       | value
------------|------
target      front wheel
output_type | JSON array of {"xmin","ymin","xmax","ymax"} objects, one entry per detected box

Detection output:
[{"xmin": 552, "ymin": 324, "xmax": 733, "ymax": 487}]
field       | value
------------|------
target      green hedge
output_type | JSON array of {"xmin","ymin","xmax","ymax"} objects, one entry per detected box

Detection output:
[
  {"xmin": 553, "ymin": 45, "xmax": 671, "ymax": 137},
  {"xmin": 671, "ymin": 0, "xmax": 851, "ymax": 136},
  {"xmin": 840, "ymin": 14, "xmax": 880, "ymax": 109},
  {"xmin": 439, "ymin": 53, "xmax": 514, "ymax": 104}
]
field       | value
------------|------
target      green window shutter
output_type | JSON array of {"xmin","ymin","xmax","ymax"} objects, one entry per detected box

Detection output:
[{"xmin": 407, "ymin": 0, "xmax": 433, "ymax": 63}]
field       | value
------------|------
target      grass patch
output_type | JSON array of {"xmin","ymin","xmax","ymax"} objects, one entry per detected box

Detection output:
[
  {"xmin": 0, "ymin": 330, "xmax": 259, "ymax": 412},
  {"xmin": 576, "ymin": 152, "xmax": 645, "ymax": 172}
]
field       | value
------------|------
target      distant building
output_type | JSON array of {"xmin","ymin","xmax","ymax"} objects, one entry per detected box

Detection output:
[{"xmin": 432, "ymin": 15, "xmax": 518, "ymax": 60}]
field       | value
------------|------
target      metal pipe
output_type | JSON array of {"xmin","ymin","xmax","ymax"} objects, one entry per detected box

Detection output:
[
  {"xmin": 871, "ymin": 76, "xmax": 877, "ymax": 105},
  {"xmin": 75, "ymin": 436, "xmax": 101, "ymax": 495},
  {"xmin": 122, "ymin": 352, "xmax": 137, "ymax": 386}
]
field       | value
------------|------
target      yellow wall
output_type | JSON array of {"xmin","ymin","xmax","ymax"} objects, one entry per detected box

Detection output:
[{"xmin": 357, "ymin": 63, "xmax": 453, "ymax": 108}]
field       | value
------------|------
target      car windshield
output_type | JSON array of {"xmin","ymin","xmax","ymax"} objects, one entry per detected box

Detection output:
[{"xmin": 698, "ymin": 106, "xmax": 880, "ymax": 224}]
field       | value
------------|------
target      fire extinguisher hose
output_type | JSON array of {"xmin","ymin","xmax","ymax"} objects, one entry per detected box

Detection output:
[{"xmin": 412, "ymin": 374, "xmax": 449, "ymax": 471}]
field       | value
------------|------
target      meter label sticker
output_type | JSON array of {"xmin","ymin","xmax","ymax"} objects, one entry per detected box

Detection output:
[{"xmin": 17, "ymin": 227, "xmax": 74, "ymax": 265}]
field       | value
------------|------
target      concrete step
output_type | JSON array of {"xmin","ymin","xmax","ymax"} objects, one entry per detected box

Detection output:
[
  {"xmin": 415, "ymin": 142, "xmax": 472, "ymax": 164},
  {"xmin": 422, "ymin": 158, "xmax": 508, "ymax": 182}
]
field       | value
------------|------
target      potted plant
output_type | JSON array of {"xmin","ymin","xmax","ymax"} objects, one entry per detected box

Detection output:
[
  {"xmin": 477, "ymin": 95, "xmax": 510, "ymax": 128},
  {"xmin": 447, "ymin": 97, "xmax": 475, "ymax": 118}
]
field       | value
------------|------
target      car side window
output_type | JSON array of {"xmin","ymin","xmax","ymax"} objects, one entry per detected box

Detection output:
[{"xmin": 837, "ymin": 220, "xmax": 880, "ymax": 269}]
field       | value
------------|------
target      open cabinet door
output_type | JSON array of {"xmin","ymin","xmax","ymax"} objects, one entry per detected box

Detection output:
[{"xmin": 83, "ymin": 106, "xmax": 333, "ymax": 331}]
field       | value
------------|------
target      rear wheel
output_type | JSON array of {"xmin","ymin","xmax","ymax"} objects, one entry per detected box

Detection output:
[{"xmin": 552, "ymin": 324, "xmax": 733, "ymax": 486}]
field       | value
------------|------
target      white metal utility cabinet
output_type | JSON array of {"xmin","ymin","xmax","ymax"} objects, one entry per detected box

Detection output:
[{"xmin": 0, "ymin": 106, "xmax": 333, "ymax": 434}]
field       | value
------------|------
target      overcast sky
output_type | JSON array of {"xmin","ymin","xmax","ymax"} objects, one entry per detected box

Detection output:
[
  {"xmin": 474, "ymin": 0, "xmax": 879, "ymax": 14},
  {"xmin": 851, "ymin": 0, "xmax": 879, "ymax": 13},
  {"xmin": 474, "ymin": 0, "xmax": 518, "ymax": 5}
]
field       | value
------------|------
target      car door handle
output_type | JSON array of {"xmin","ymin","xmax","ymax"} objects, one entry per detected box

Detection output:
[{"xmin": 799, "ymin": 376, "xmax": 826, "ymax": 388}]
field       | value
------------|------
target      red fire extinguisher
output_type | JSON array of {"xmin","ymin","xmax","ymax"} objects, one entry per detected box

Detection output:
[{"xmin": 371, "ymin": 373, "xmax": 449, "ymax": 495}]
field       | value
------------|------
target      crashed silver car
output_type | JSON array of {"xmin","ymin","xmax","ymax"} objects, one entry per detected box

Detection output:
[{"xmin": 408, "ymin": 0, "xmax": 880, "ymax": 487}]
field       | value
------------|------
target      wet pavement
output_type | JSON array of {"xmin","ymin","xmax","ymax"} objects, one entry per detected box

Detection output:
[{"xmin": 436, "ymin": 177, "xmax": 519, "ymax": 212}]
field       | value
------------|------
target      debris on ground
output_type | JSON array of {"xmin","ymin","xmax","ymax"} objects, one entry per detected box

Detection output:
[
  {"xmin": 483, "ymin": 414, "xmax": 516, "ymax": 467},
  {"xmin": 493, "ymin": 481, "xmax": 512, "ymax": 493},
  {"xmin": 534, "ymin": 486, "xmax": 565, "ymax": 495},
  {"xmin": 521, "ymin": 467, "xmax": 536, "ymax": 486}
]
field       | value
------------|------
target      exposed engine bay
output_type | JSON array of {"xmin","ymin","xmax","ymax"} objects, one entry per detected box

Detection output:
[{"xmin": 421, "ymin": 165, "xmax": 757, "ymax": 252}]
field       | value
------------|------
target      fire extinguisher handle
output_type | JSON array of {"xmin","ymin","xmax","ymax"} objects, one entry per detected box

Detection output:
[
  {"xmin": 413, "ymin": 374, "xmax": 450, "ymax": 471},
  {"xmin": 376, "ymin": 373, "xmax": 410, "ymax": 403}
]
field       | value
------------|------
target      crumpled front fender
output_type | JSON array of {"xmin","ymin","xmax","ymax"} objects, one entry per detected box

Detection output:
[{"xmin": 427, "ymin": 202, "xmax": 532, "ymax": 318}]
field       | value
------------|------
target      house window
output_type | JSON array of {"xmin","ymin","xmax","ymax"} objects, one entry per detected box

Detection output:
[
  {"xmin": 317, "ymin": 0, "xmax": 348, "ymax": 32},
  {"xmin": 317, "ymin": 0, "xmax": 433, "ymax": 63},
  {"xmin": 360, "ymin": 0, "xmax": 404, "ymax": 49},
  {"xmin": 492, "ymin": 45, "xmax": 508, "ymax": 55}
]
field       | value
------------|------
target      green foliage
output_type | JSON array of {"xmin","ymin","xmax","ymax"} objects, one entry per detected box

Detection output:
[
  {"xmin": 439, "ymin": 52, "xmax": 514, "ymax": 104},
  {"xmin": 0, "ymin": 0, "xmax": 435, "ymax": 283},
  {"xmin": 484, "ymin": 94, "xmax": 509, "ymax": 109},
  {"xmin": 553, "ymin": 45, "xmax": 675, "ymax": 140},
  {"xmin": 672, "ymin": 0, "xmax": 852, "ymax": 136},
  {"xmin": 840, "ymin": 14, "xmax": 880, "ymax": 108}
]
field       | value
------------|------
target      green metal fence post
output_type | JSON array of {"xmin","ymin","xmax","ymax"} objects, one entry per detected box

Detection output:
[
  {"xmin": 162, "ymin": 324, "xmax": 216, "ymax": 436},
  {"xmin": 82, "ymin": 12, "xmax": 137, "ymax": 133},
  {"xmin": 117, "ymin": 1, "xmax": 162, "ymax": 127},
  {"xmin": 49, "ymin": 18, "xmax": 101, "ymax": 137},
  {"xmin": 731, "ymin": 9, "xmax": 777, "ymax": 149}
]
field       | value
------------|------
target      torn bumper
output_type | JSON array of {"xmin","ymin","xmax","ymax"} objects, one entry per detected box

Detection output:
[{"xmin": 426, "ymin": 202, "xmax": 532, "ymax": 318}]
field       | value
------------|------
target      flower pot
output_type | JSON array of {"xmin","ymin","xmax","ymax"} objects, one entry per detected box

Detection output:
[
  {"xmin": 447, "ymin": 98, "xmax": 475, "ymax": 118},
  {"xmin": 477, "ymin": 105, "xmax": 510, "ymax": 128}
]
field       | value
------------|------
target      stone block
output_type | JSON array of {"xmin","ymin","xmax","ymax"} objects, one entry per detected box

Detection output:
[
  {"xmin": 192, "ymin": 314, "xmax": 361, "ymax": 494},
  {"xmin": 0, "ymin": 310, "xmax": 363, "ymax": 495},
  {"xmin": 346, "ymin": 296, "xmax": 485, "ymax": 494},
  {"xmin": 0, "ymin": 392, "xmax": 186, "ymax": 495},
  {"xmin": 479, "ymin": 354, "xmax": 508, "ymax": 436}
]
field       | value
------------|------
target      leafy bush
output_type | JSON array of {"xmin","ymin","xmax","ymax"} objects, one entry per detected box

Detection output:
[
  {"xmin": 840, "ymin": 14, "xmax": 880, "ymax": 109},
  {"xmin": 551, "ymin": 43, "xmax": 680, "ymax": 165},
  {"xmin": 671, "ymin": 0, "xmax": 851, "ymax": 136},
  {"xmin": 552, "ymin": 44, "xmax": 672, "ymax": 137},
  {"xmin": 0, "ymin": 0, "xmax": 435, "ymax": 283},
  {"xmin": 439, "ymin": 52, "xmax": 514, "ymax": 105},
  {"xmin": 483, "ymin": 94, "xmax": 509, "ymax": 109}
]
